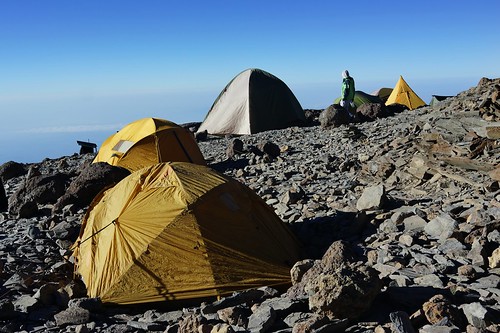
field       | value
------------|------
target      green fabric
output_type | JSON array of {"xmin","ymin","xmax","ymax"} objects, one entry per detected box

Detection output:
[
  {"xmin": 334, "ymin": 90, "xmax": 383, "ymax": 109},
  {"xmin": 341, "ymin": 77, "xmax": 355, "ymax": 101}
]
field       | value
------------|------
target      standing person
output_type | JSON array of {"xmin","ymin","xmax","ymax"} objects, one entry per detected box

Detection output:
[{"xmin": 340, "ymin": 70, "xmax": 355, "ymax": 116}]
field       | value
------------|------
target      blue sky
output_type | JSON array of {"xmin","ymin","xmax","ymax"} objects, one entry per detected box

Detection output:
[{"xmin": 1, "ymin": 0, "xmax": 499, "ymax": 164}]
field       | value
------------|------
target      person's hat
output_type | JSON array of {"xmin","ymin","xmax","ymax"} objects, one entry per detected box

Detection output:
[{"xmin": 342, "ymin": 70, "xmax": 349, "ymax": 78}]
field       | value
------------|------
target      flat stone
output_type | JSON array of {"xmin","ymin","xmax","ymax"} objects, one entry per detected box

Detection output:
[{"xmin": 414, "ymin": 274, "xmax": 444, "ymax": 288}]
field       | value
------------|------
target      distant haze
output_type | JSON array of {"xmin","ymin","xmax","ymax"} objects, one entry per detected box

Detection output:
[{"xmin": 0, "ymin": 76, "xmax": 483, "ymax": 164}]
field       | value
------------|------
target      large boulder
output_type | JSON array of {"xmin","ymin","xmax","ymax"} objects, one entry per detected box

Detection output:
[
  {"xmin": 8, "ymin": 173, "xmax": 72, "ymax": 217},
  {"xmin": 0, "ymin": 161, "xmax": 27, "ymax": 182},
  {"xmin": 258, "ymin": 141, "xmax": 281, "ymax": 159},
  {"xmin": 52, "ymin": 162, "xmax": 130, "ymax": 214},
  {"xmin": 226, "ymin": 138, "xmax": 244, "ymax": 159},
  {"xmin": 356, "ymin": 103, "xmax": 388, "ymax": 121},
  {"xmin": 319, "ymin": 104, "xmax": 351, "ymax": 128},
  {"xmin": 307, "ymin": 262, "xmax": 382, "ymax": 320},
  {"xmin": 287, "ymin": 241, "xmax": 382, "ymax": 320}
]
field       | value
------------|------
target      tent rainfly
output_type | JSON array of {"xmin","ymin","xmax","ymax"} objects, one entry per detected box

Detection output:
[
  {"xmin": 93, "ymin": 117, "xmax": 206, "ymax": 172},
  {"xmin": 370, "ymin": 88, "xmax": 393, "ymax": 103},
  {"xmin": 197, "ymin": 68, "xmax": 305, "ymax": 135},
  {"xmin": 334, "ymin": 90, "xmax": 383, "ymax": 108},
  {"xmin": 385, "ymin": 76, "xmax": 426, "ymax": 110},
  {"xmin": 430, "ymin": 95, "xmax": 453, "ymax": 107},
  {"xmin": 72, "ymin": 162, "xmax": 302, "ymax": 304}
]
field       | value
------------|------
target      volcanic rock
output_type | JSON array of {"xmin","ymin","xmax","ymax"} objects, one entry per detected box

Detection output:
[{"xmin": 52, "ymin": 161, "xmax": 130, "ymax": 213}]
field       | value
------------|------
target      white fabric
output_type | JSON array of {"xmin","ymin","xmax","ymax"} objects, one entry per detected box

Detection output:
[{"xmin": 198, "ymin": 70, "xmax": 251, "ymax": 135}]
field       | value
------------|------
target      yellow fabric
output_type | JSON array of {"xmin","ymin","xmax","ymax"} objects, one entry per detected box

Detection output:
[
  {"xmin": 385, "ymin": 76, "xmax": 426, "ymax": 110},
  {"xmin": 72, "ymin": 162, "xmax": 302, "ymax": 304},
  {"xmin": 93, "ymin": 117, "xmax": 206, "ymax": 171}
]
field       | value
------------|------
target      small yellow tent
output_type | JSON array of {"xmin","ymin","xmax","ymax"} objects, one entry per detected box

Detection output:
[
  {"xmin": 72, "ymin": 162, "xmax": 302, "ymax": 304},
  {"xmin": 385, "ymin": 76, "xmax": 426, "ymax": 110},
  {"xmin": 93, "ymin": 117, "xmax": 206, "ymax": 171}
]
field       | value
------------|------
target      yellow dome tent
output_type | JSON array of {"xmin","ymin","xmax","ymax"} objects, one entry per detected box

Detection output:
[
  {"xmin": 93, "ymin": 117, "xmax": 206, "ymax": 172},
  {"xmin": 72, "ymin": 162, "xmax": 302, "ymax": 305},
  {"xmin": 385, "ymin": 76, "xmax": 426, "ymax": 110}
]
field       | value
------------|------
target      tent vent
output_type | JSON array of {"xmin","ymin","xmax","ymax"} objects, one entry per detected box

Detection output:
[{"xmin": 112, "ymin": 140, "xmax": 135, "ymax": 154}]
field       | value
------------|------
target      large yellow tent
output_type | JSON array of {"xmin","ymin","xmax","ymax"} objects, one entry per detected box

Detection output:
[
  {"xmin": 72, "ymin": 162, "xmax": 302, "ymax": 305},
  {"xmin": 93, "ymin": 117, "xmax": 206, "ymax": 172},
  {"xmin": 385, "ymin": 76, "xmax": 426, "ymax": 110}
]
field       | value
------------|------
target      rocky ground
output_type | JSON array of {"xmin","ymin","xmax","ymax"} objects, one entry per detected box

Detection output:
[{"xmin": 0, "ymin": 77, "xmax": 499, "ymax": 333}]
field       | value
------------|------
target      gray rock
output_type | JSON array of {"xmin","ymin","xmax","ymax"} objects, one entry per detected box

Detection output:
[
  {"xmin": 260, "ymin": 297, "xmax": 307, "ymax": 317},
  {"xmin": 68, "ymin": 297, "xmax": 103, "ymax": 312},
  {"xmin": 127, "ymin": 320, "xmax": 166, "ymax": 331},
  {"xmin": 217, "ymin": 306, "xmax": 251, "ymax": 327},
  {"xmin": 54, "ymin": 307, "xmax": 91, "ymax": 326},
  {"xmin": 356, "ymin": 184, "xmax": 385, "ymax": 211},
  {"xmin": 202, "ymin": 288, "xmax": 275, "ymax": 314},
  {"xmin": 52, "ymin": 161, "xmax": 130, "ymax": 213},
  {"xmin": 307, "ymin": 262, "xmax": 382, "ymax": 320},
  {"xmin": 389, "ymin": 311, "xmax": 416, "ymax": 333},
  {"xmin": 437, "ymin": 238, "xmax": 467, "ymax": 258},
  {"xmin": 247, "ymin": 304, "xmax": 276, "ymax": 333},
  {"xmin": 178, "ymin": 314, "xmax": 207, "ymax": 333},
  {"xmin": 469, "ymin": 274, "xmax": 500, "ymax": 289},
  {"xmin": 48, "ymin": 220, "xmax": 79, "ymax": 240},
  {"xmin": 319, "ymin": 104, "xmax": 351, "ymax": 128},
  {"xmin": 289, "ymin": 314, "xmax": 331, "ymax": 332},
  {"xmin": 34, "ymin": 282, "xmax": 59, "ymax": 306},
  {"xmin": 414, "ymin": 274, "xmax": 444, "ymax": 288},
  {"xmin": 357, "ymin": 103, "xmax": 388, "ymax": 121},
  {"xmin": 418, "ymin": 325, "xmax": 460, "ymax": 333},
  {"xmin": 226, "ymin": 139, "xmax": 244, "ymax": 159},
  {"xmin": 3, "ymin": 272, "xmax": 31, "ymax": 290},
  {"xmin": 0, "ymin": 161, "xmax": 27, "ymax": 181},
  {"xmin": 424, "ymin": 213, "xmax": 458, "ymax": 241},
  {"xmin": 487, "ymin": 229, "xmax": 500, "ymax": 243},
  {"xmin": 258, "ymin": 141, "xmax": 281, "ymax": 158},
  {"xmin": 12, "ymin": 294, "xmax": 39, "ymax": 313},
  {"xmin": 9, "ymin": 172, "xmax": 71, "ymax": 216},
  {"xmin": 281, "ymin": 185, "xmax": 305, "ymax": 205},
  {"xmin": 403, "ymin": 215, "xmax": 427, "ymax": 231},
  {"xmin": 467, "ymin": 239, "xmax": 487, "ymax": 266},
  {"xmin": 155, "ymin": 310, "xmax": 185, "ymax": 324},
  {"xmin": 460, "ymin": 302, "xmax": 489, "ymax": 328},
  {"xmin": 283, "ymin": 312, "xmax": 316, "ymax": 328},
  {"xmin": 290, "ymin": 259, "xmax": 315, "ymax": 285}
]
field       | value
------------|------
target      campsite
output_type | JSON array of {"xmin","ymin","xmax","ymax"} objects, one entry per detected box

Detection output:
[{"xmin": 0, "ymin": 75, "xmax": 499, "ymax": 332}]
